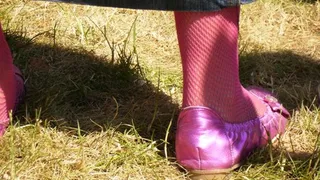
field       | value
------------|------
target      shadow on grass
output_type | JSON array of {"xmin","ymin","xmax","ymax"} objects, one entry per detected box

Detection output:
[
  {"xmin": 6, "ymin": 31, "xmax": 180, "ymax": 157},
  {"xmin": 5, "ymin": 31, "xmax": 320, "ymax": 159},
  {"xmin": 292, "ymin": 0, "xmax": 318, "ymax": 3},
  {"xmin": 240, "ymin": 51, "xmax": 320, "ymax": 110}
]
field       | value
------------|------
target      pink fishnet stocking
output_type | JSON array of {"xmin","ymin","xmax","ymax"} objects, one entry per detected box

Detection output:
[
  {"xmin": 0, "ymin": 24, "xmax": 16, "ymax": 135},
  {"xmin": 175, "ymin": 7, "xmax": 266, "ymax": 123}
]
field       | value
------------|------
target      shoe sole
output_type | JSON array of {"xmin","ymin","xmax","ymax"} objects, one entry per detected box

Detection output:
[
  {"xmin": 188, "ymin": 135, "xmax": 281, "ymax": 180},
  {"xmin": 189, "ymin": 163, "xmax": 239, "ymax": 180},
  {"xmin": 190, "ymin": 172, "xmax": 233, "ymax": 180}
]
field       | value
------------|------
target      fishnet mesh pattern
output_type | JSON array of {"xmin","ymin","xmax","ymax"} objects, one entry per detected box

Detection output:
[{"xmin": 175, "ymin": 7, "xmax": 266, "ymax": 123}]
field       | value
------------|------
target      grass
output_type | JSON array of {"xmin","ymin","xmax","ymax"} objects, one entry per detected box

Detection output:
[{"xmin": 0, "ymin": 0, "xmax": 319, "ymax": 179}]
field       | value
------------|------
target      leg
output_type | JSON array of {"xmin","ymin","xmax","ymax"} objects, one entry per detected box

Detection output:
[
  {"xmin": 175, "ymin": 7, "xmax": 266, "ymax": 123},
  {"xmin": 174, "ymin": 7, "xmax": 289, "ymax": 176}
]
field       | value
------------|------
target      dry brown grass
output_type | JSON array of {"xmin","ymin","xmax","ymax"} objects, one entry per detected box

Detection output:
[{"xmin": 0, "ymin": 0, "xmax": 319, "ymax": 179}]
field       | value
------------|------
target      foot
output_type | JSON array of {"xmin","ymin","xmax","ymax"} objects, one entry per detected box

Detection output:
[
  {"xmin": 175, "ymin": 87, "xmax": 289, "ymax": 177},
  {"xmin": 0, "ymin": 66, "xmax": 25, "ymax": 136}
]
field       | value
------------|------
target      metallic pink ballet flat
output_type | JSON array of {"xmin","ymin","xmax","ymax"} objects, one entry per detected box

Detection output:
[
  {"xmin": 0, "ymin": 66, "xmax": 25, "ymax": 136},
  {"xmin": 175, "ymin": 87, "xmax": 289, "ymax": 178}
]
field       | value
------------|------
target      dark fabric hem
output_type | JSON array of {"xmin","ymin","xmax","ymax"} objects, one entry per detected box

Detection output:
[{"xmin": 39, "ymin": 0, "xmax": 254, "ymax": 11}]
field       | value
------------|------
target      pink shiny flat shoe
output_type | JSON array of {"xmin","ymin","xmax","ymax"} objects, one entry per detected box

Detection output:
[
  {"xmin": 0, "ymin": 66, "xmax": 25, "ymax": 136},
  {"xmin": 175, "ymin": 87, "xmax": 289, "ymax": 178}
]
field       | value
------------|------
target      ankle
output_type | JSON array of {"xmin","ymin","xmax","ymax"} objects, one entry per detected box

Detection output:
[{"xmin": 218, "ymin": 89, "xmax": 267, "ymax": 123}]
